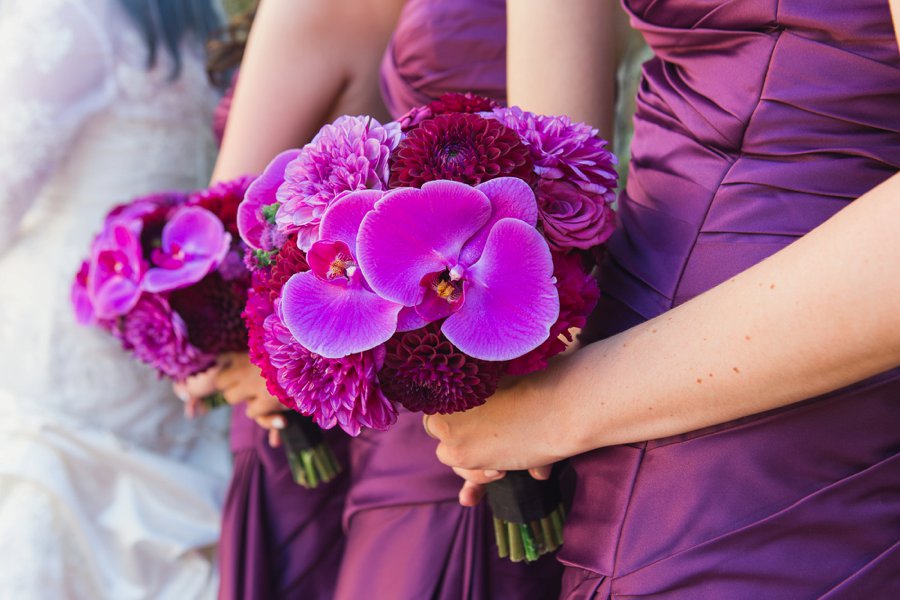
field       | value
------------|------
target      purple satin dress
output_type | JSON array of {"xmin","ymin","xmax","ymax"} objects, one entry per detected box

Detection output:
[
  {"xmin": 561, "ymin": 1, "xmax": 900, "ymax": 598},
  {"xmin": 332, "ymin": 1, "xmax": 563, "ymax": 598},
  {"xmin": 218, "ymin": 410, "xmax": 349, "ymax": 600}
]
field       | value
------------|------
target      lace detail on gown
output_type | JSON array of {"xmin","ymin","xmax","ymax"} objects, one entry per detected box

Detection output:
[{"xmin": 0, "ymin": 1, "xmax": 229, "ymax": 598}]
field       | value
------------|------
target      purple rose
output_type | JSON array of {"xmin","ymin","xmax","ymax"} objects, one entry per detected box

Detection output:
[{"xmin": 536, "ymin": 179, "xmax": 616, "ymax": 251}]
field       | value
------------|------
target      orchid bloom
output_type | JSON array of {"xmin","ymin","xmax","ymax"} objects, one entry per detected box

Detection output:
[
  {"xmin": 280, "ymin": 191, "xmax": 403, "ymax": 359},
  {"xmin": 238, "ymin": 149, "xmax": 299, "ymax": 251},
  {"xmin": 87, "ymin": 223, "xmax": 146, "ymax": 319},
  {"xmin": 357, "ymin": 178, "xmax": 559, "ymax": 361},
  {"xmin": 143, "ymin": 207, "xmax": 231, "ymax": 293}
]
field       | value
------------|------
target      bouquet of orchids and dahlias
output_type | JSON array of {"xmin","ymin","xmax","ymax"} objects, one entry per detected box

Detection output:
[
  {"xmin": 72, "ymin": 178, "xmax": 342, "ymax": 489},
  {"xmin": 238, "ymin": 93, "xmax": 617, "ymax": 562}
]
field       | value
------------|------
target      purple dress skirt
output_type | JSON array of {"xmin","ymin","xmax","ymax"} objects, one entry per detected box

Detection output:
[
  {"xmin": 332, "ymin": 1, "xmax": 563, "ymax": 598},
  {"xmin": 218, "ymin": 409, "xmax": 350, "ymax": 600},
  {"xmin": 560, "ymin": 0, "xmax": 900, "ymax": 598}
]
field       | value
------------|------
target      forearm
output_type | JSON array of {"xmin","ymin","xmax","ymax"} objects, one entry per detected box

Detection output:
[
  {"xmin": 507, "ymin": 0, "xmax": 624, "ymax": 137},
  {"xmin": 543, "ymin": 173, "xmax": 900, "ymax": 455}
]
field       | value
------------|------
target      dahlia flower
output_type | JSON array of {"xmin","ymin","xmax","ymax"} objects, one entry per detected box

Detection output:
[
  {"xmin": 263, "ymin": 305, "xmax": 397, "ymax": 435},
  {"xmin": 121, "ymin": 295, "xmax": 214, "ymax": 380},
  {"xmin": 275, "ymin": 116, "xmax": 400, "ymax": 250},
  {"xmin": 380, "ymin": 323, "xmax": 506, "ymax": 414},
  {"xmin": 489, "ymin": 106, "xmax": 618, "ymax": 199},
  {"xmin": 389, "ymin": 113, "xmax": 532, "ymax": 188},
  {"xmin": 398, "ymin": 92, "xmax": 500, "ymax": 131}
]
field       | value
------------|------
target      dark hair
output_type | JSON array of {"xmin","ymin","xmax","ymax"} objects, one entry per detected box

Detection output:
[
  {"xmin": 206, "ymin": 2, "xmax": 257, "ymax": 86},
  {"xmin": 118, "ymin": 0, "xmax": 222, "ymax": 76}
]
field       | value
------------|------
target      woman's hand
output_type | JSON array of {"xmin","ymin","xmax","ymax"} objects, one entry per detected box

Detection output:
[{"xmin": 213, "ymin": 352, "xmax": 289, "ymax": 447}]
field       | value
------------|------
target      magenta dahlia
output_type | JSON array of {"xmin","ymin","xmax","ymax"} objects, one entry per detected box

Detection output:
[
  {"xmin": 243, "ymin": 283, "xmax": 294, "ymax": 408},
  {"xmin": 489, "ymin": 106, "xmax": 618, "ymax": 200},
  {"xmin": 378, "ymin": 323, "xmax": 506, "ymax": 414},
  {"xmin": 507, "ymin": 252, "xmax": 599, "ymax": 375},
  {"xmin": 398, "ymin": 92, "xmax": 500, "ymax": 131},
  {"xmin": 389, "ymin": 113, "xmax": 533, "ymax": 188},
  {"xmin": 262, "ymin": 306, "xmax": 397, "ymax": 435},
  {"xmin": 275, "ymin": 116, "xmax": 400, "ymax": 250},
  {"xmin": 120, "ymin": 295, "xmax": 214, "ymax": 380}
]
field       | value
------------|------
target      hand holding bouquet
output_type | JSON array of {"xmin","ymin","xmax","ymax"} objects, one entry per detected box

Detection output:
[{"xmin": 238, "ymin": 94, "xmax": 617, "ymax": 561}]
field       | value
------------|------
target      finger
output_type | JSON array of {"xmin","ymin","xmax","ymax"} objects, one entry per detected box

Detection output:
[
  {"xmin": 213, "ymin": 369, "xmax": 243, "ymax": 391},
  {"xmin": 255, "ymin": 413, "xmax": 287, "ymax": 431},
  {"xmin": 216, "ymin": 353, "xmax": 235, "ymax": 370},
  {"xmin": 172, "ymin": 382, "xmax": 191, "ymax": 403},
  {"xmin": 458, "ymin": 480, "xmax": 487, "ymax": 507},
  {"xmin": 267, "ymin": 427, "xmax": 281, "ymax": 448},
  {"xmin": 451, "ymin": 466, "xmax": 506, "ymax": 485},
  {"xmin": 528, "ymin": 465, "xmax": 553, "ymax": 481}
]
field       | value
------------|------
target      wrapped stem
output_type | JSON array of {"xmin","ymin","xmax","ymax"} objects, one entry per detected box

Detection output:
[
  {"xmin": 486, "ymin": 469, "xmax": 566, "ymax": 563},
  {"xmin": 200, "ymin": 391, "xmax": 228, "ymax": 410},
  {"xmin": 279, "ymin": 411, "xmax": 342, "ymax": 489}
]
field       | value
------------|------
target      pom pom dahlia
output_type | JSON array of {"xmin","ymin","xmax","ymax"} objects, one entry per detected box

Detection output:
[
  {"xmin": 169, "ymin": 271, "xmax": 249, "ymax": 355},
  {"xmin": 379, "ymin": 323, "xmax": 506, "ymax": 414},
  {"xmin": 389, "ymin": 113, "xmax": 533, "ymax": 188},
  {"xmin": 276, "ymin": 116, "xmax": 400, "ymax": 250},
  {"xmin": 262, "ymin": 306, "xmax": 397, "ymax": 436}
]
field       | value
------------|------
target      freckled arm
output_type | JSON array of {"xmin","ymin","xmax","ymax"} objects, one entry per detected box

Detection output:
[{"xmin": 525, "ymin": 173, "xmax": 900, "ymax": 457}]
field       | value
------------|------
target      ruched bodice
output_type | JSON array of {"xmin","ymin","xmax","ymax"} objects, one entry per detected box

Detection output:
[
  {"xmin": 593, "ymin": 0, "xmax": 900, "ymax": 324},
  {"xmin": 564, "ymin": 1, "xmax": 900, "ymax": 598}
]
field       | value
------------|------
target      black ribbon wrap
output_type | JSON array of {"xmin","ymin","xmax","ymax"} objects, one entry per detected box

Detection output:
[
  {"xmin": 279, "ymin": 411, "xmax": 325, "ymax": 454},
  {"xmin": 486, "ymin": 469, "xmax": 562, "ymax": 523}
]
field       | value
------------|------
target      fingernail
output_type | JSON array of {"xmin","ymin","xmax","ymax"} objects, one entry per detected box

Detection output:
[
  {"xmin": 272, "ymin": 416, "xmax": 286, "ymax": 430},
  {"xmin": 483, "ymin": 470, "xmax": 501, "ymax": 478},
  {"xmin": 175, "ymin": 390, "xmax": 189, "ymax": 402}
]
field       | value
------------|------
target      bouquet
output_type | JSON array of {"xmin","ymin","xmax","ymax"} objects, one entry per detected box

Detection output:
[{"xmin": 238, "ymin": 93, "xmax": 617, "ymax": 561}]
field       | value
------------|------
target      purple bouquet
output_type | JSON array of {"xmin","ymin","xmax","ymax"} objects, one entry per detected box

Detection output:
[
  {"xmin": 72, "ymin": 179, "xmax": 253, "ymax": 409},
  {"xmin": 240, "ymin": 94, "xmax": 617, "ymax": 561}
]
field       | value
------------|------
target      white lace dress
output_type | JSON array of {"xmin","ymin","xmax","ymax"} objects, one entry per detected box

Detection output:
[{"xmin": 0, "ymin": 1, "xmax": 231, "ymax": 598}]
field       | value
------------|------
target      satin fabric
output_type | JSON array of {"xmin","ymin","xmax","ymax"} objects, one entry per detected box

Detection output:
[
  {"xmin": 218, "ymin": 409, "xmax": 349, "ymax": 600},
  {"xmin": 564, "ymin": 0, "xmax": 900, "ymax": 597}
]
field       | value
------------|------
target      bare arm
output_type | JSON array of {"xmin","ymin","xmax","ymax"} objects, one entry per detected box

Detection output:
[
  {"xmin": 507, "ymin": 0, "xmax": 626, "ymax": 137},
  {"xmin": 212, "ymin": 0, "xmax": 402, "ymax": 181},
  {"xmin": 430, "ymin": 5, "xmax": 900, "ymax": 473}
]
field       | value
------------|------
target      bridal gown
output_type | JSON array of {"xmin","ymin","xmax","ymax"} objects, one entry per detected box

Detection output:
[{"xmin": 0, "ymin": 1, "xmax": 231, "ymax": 598}]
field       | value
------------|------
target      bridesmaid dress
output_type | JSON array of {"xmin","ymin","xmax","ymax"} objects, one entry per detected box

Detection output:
[
  {"xmin": 332, "ymin": 1, "xmax": 564, "ymax": 598},
  {"xmin": 562, "ymin": 0, "xmax": 900, "ymax": 598},
  {"xmin": 214, "ymin": 75, "xmax": 350, "ymax": 600}
]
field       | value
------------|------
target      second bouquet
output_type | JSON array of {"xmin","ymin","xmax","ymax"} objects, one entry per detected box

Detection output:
[{"xmin": 238, "ymin": 94, "xmax": 618, "ymax": 561}]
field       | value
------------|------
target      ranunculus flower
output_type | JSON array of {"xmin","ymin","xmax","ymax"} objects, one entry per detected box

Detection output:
[
  {"xmin": 389, "ymin": 113, "xmax": 533, "ymax": 189},
  {"xmin": 280, "ymin": 191, "xmax": 403, "ymax": 358},
  {"xmin": 87, "ymin": 223, "xmax": 146, "ymax": 319},
  {"xmin": 357, "ymin": 177, "xmax": 559, "ymax": 361},
  {"xmin": 238, "ymin": 150, "xmax": 299, "ymax": 251},
  {"xmin": 536, "ymin": 179, "xmax": 616, "ymax": 251},
  {"xmin": 143, "ymin": 207, "xmax": 231, "ymax": 293},
  {"xmin": 275, "ymin": 116, "xmax": 400, "ymax": 251},
  {"xmin": 263, "ymin": 304, "xmax": 397, "ymax": 436}
]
